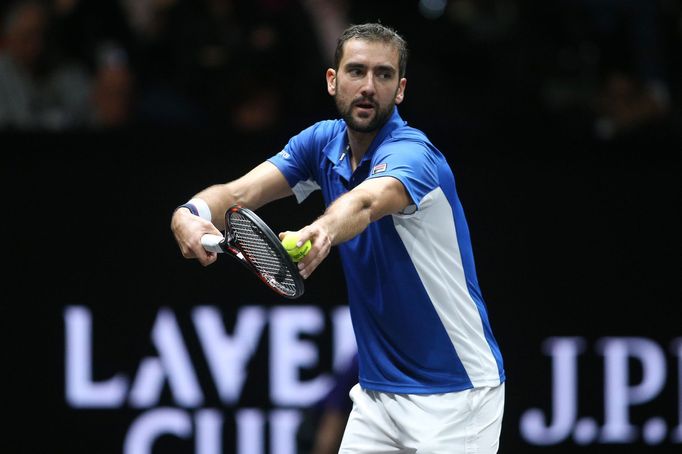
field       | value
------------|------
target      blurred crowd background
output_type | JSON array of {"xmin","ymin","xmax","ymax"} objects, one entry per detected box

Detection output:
[{"xmin": 1, "ymin": 0, "xmax": 680, "ymax": 144}]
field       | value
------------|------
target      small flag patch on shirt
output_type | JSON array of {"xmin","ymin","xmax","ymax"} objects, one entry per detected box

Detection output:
[{"xmin": 372, "ymin": 163, "xmax": 387, "ymax": 175}]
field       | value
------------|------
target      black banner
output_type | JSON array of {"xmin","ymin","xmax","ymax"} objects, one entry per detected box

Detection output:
[{"xmin": 5, "ymin": 127, "xmax": 681, "ymax": 453}]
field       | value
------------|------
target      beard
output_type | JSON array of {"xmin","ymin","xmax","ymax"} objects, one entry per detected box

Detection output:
[{"xmin": 334, "ymin": 90, "xmax": 397, "ymax": 133}]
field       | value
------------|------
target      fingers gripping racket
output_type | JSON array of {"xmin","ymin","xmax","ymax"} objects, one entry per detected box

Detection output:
[{"xmin": 201, "ymin": 205, "xmax": 305, "ymax": 299}]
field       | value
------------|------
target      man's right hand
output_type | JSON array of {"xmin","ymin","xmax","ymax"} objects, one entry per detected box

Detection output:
[{"xmin": 171, "ymin": 207, "xmax": 222, "ymax": 266}]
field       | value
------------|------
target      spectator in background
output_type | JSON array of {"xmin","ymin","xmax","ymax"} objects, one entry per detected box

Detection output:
[
  {"xmin": 228, "ymin": 66, "xmax": 282, "ymax": 133},
  {"xmin": 526, "ymin": 0, "xmax": 673, "ymax": 141},
  {"xmin": 51, "ymin": 0, "xmax": 136, "ymax": 73},
  {"xmin": 0, "ymin": 0, "xmax": 91, "ymax": 130},
  {"xmin": 131, "ymin": 0, "xmax": 326, "ymax": 130},
  {"xmin": 89, "ymin": 42, "xmax": 135, "ymax": 129},
  {"xmin": 297, "ymin": 354, "xmax": 358, "ymax": 454},
  {"xmin": 299, "ymin": 0, "xmax": 349, "ymax": 66},
  {"xmin": 582, "ymin": 0, "xmax": 672, "ymax": 139}
]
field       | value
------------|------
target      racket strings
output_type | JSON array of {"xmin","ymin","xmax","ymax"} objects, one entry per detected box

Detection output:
[{"xmin": 229, "ymin": 214, "xmax": 298, "ymax": 295}]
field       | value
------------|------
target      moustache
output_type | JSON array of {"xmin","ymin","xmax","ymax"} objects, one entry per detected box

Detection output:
[{"xmin": 352, "ymin": 98, "xmax": 377, "ymax": 108}]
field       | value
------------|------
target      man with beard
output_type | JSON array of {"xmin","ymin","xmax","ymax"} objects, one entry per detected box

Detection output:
[{"xmin": 171, "ymin": 23, "xmax": 505, "ymax": 453}]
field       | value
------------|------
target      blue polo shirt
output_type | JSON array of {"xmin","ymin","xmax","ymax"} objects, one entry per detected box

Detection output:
[{"xmin": 268, "ymin": 107, "xmax": 505, "ymax": 394}]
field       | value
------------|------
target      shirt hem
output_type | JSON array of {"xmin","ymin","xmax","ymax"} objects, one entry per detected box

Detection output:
[{"xmin": 359, "ymin": 377, "xmax": 504, "ymax": 394}]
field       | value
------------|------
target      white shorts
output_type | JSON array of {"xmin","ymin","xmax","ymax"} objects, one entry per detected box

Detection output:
[{"xmin": 339, "ymin": 383, "xmax": 505, "ymax": 454}]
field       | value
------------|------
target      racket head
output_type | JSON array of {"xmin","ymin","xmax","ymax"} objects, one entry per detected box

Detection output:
[{"xmin": 225, "ymin": 205, "xmax": 305, "ymax": 299}]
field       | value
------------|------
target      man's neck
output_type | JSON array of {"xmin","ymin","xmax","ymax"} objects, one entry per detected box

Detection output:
[{"xmin": 347, "ymin": 129, "xmax": 378, "ymax": 171}]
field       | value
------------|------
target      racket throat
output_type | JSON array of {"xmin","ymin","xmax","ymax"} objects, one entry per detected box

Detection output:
[{"xmin": 226, "ymin": 244, "xmax": 244, "ymax": 260}]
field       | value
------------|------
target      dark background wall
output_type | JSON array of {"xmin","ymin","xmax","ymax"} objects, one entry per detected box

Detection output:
[
  {"xmin": 5, "ymin": 126, "xmax": 681, "ymax": 453},
  {"xmin": 3, "ymin": 1, "xmax": 682, "ymax": 453}
]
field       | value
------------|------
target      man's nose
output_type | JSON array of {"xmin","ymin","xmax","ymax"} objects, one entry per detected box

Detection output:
[{"xmin": 360, "ymin": 73, "xmax": 376, "ymax": 97}]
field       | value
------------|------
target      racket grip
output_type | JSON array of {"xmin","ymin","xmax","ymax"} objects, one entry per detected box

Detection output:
[{"xmin": 201, "ymin": 234, "xmax": 226, "ymax": 253}]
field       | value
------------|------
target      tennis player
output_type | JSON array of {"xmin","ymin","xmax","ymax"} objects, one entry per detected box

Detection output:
[{"xmin": 172, "ymin": 23, "xmax": 505, "ymax": 453}]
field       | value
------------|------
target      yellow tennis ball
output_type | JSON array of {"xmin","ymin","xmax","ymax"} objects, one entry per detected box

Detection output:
[{"xmin": 282, "ymin": 234, "xmax": 311, "ymax": 262}]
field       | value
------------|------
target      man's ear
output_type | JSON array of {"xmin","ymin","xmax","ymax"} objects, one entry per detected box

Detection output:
[
  {"xmin": 326, "ymin": 68, "xmax": 336, "ymax": 96},
  {"xmin": 395, "ymin": 77, "xmax": 407, "ymax": 105}
]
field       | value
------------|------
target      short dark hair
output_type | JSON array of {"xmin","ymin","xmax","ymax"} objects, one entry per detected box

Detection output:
[{"xmin": 334, "ymin": 23, "xmax": 408, "ymax": 78}]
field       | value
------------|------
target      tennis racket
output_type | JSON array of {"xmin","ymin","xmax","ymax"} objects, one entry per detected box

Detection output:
[{"xmin": 201, "ymin": 205, "xmax": 305, "ymax": 299}]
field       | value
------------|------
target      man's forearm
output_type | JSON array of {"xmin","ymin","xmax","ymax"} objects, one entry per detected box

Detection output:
[
  {"xmin": 314, "ymin": 188, "xmax": 374, "ymax": 246},
  {"xmin": 187, "ymin": 162, "xmax": 294, "ymax": 229}
]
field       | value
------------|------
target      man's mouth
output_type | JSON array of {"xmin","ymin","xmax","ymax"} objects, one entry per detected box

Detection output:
[{"xmin": 353, "ymin": 100, "xmax": 376, "ymax": 114}]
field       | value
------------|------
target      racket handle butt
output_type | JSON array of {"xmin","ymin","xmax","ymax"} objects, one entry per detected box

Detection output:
[{"xmin": 201, "ymin": 234, "xmax": 225, "ymax": 253}]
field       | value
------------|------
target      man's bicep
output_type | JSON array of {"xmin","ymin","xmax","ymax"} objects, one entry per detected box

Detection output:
[{"xmin": 354, "ymin": 176, "xmax": 412, "ymax": 221}]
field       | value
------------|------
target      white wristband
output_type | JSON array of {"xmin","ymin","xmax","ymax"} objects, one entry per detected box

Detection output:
[
  {"xmin": 188, "ymin": 198, "xmax": 211, "ymax": 221},
  {"xmin": 179, "ymin": 197, "xmax": 212, "ymax": 221}
]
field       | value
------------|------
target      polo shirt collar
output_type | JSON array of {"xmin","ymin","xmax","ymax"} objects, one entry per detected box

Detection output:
[{"xmin": 322, "ymin": 107, "xmax": 406, "ymax": 179}]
